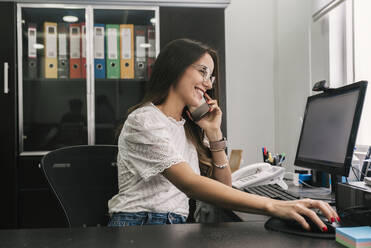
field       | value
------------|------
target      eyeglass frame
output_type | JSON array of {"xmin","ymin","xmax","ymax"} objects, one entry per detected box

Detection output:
[{"xmin": 191, "ymin": 64, "xmax": 216, "ymax": 85}]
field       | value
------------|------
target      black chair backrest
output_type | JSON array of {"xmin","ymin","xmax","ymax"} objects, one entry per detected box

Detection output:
[{"xmin": 41, "ymin": 145, "xmax": 118, "ymax": 227}]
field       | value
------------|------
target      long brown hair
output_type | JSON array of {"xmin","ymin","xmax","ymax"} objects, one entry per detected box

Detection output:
[{"xmin": 120, "ymin": 38, "xmax": 220, "ymax": 176}]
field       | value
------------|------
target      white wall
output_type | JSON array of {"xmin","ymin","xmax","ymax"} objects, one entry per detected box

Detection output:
[
  {"xmin": 226, "ymin": 0, "xmax": 371, "ymax": 172},
  {"xmin": 275, "ymin": 0, "xmax": 311, "ymax": 172},
  {"xmin": 225, "ymin": 0, "xmax": 311, "ymax": 170},
  {"xmin": 354, "ymin": 0, "xmax": 371, "ymax": 146},
  {"xmin": 225, "ymin": 0, "xmax": 275, "ymax": 165}
]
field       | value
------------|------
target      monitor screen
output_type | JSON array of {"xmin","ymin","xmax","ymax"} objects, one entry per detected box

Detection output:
[{"xmin": 295, "ymin": 81, "xmax": 368, "ymax": 176}]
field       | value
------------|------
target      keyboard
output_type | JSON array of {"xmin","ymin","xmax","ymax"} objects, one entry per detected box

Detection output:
[{"xmin": 243, "ymin": 184, "xmax": 300, "ymax": 201}]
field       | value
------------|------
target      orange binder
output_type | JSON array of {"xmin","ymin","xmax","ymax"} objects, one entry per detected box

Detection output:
[
  {"xmin": 81, "ymin": 23, "xmax": 86, "ymax": 79},
  {"xmin": 69, "ymin": 23, "xmax": 81, "ymax": 78},
  {"xmin": 120, "ymin": 24, "xmax": 134, "ymax": 79},
  {"xmin": 44, "ymin": 22, "xmax": 58, "ymax": 78}
]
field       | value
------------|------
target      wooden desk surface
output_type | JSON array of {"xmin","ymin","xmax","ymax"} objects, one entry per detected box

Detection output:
[{"xmin": 0, "ymin": 221, "xmax": 342, "ymax": 248}]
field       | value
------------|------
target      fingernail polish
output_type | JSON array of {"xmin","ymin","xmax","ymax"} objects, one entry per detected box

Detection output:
[
  {"xmin": 331, "ymin": 217, "xmax": 335, "ymax": 223},
  {"xmin": 336, "ymin": 217, "xmax": 340, "ymax": 222},
  {"xmin": 322, "ymin": 226, "xmax": 328, "ymax": 232}
]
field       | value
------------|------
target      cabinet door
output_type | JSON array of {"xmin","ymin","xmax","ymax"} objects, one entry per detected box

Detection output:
[
  {"xmin": 160, "ymin": 7, "xmax": 227, "ymax": 136},
  {"xmin": 0, "ymin": 2, "xmax": 17, "ymax": 229},
  {"xmin": 92, "ymin": 7, "xmax": 158, "ymax": 144},
  {"xmin": 19, "ymin": 6, "xmax": 88, "ymax": 154}
]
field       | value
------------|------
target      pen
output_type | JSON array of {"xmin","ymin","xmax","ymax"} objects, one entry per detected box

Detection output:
[{"xmin": 268, "ymin": 152, "xmax": 273, "ymax": 163}]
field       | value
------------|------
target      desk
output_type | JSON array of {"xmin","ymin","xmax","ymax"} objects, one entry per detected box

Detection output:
[{"xmin": 0, "ymin": 221, "xmax": 342, "ymax": 248}]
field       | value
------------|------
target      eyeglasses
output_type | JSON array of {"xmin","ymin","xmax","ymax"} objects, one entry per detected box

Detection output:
[{"xmin": 192, "ymin": 64, "xmax": 216, "ymax": 85}]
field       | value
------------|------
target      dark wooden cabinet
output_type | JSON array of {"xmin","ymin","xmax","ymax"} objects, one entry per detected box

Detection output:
[
  {"xmin": 1, "ymin": 4, "xmax": 227, "ymax": 229},
  {"xmin": 0, "ymin": 2, "xmax": 17, "ymax": 229},
  {"xmin": 18, "ymin": 156, "xmax": 68, "ymax": 228}
]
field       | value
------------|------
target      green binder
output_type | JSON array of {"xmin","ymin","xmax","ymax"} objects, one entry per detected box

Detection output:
[{"xmin": 106, "ymin": 24, "xmax": 120, "ymax": 79}]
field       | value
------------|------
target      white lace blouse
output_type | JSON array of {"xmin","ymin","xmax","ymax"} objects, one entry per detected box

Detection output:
[{"xmin": 108, "ymin": 103, "xmax": 200, "ymax": 217}]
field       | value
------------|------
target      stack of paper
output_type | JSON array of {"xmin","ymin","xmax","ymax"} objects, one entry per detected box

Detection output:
[{"xmin": 336, "ymin": 226, "xmax": 371, "ymax": 248}]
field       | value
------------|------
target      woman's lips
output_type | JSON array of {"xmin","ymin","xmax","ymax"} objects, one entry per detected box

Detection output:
[{"xmin": 195, "ymin": 87, "xmax": 204, "ymax": 100}]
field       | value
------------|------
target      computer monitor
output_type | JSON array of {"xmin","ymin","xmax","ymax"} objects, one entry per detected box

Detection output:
[{"xmin": 294, "ymin": 81, "xmax": 368, "ymax": 189}]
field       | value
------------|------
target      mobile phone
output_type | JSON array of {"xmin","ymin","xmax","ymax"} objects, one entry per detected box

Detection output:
[{"xmin": 188, "ymin": 96, "xmax": 210, "ymax": 122}]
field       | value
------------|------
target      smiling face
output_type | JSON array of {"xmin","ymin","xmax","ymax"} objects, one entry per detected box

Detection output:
[{"xmin": 172, "ymin": 53, "xmax": 215, "ymax": 108}]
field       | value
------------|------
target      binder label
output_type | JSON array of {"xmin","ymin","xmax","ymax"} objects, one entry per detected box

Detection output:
[
  {"xmin": 28, "ymin": 27, "xmax": 37, "ymax": 58},
  {"xmin": 121, "ymin": 28, "xmax": 132, "ymax": 59},
  {"xmin": 82, "ymin": 25, "xmax": 86, "ymax": 58},
  {"xmin": 58, "ymin": 33, "xmax": 67, "ymax": 56},
  {"xmin": 46, "ymin": 26, "xmax": 57, "ymax": 58},
  {"xmin": 70, "ymin": 26, "xmax": 81, "ymax": 59},
  {"xmin": 107, "ymin": 28, "xmax": 118, "ymax": 60},
  {"xmin": 136, "ymin": 36, "xmax": 145, "ymax": 58},
  {"xmin": 94, "ymin": 27, "xmax": 105, "ymax": 59}
]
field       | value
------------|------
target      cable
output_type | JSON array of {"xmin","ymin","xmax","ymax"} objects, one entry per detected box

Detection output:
[
  {"xmin": 341, "ymin": 205, "xmax": 371, "ymax": 219},
  {"xmin": 343, "ymin": 205, "xmax": 369, "ymax": 212},
  {"xmin": 351, "ymin": 166, "xmax": 360, "ymax": 181},
  {"xmin": 298, "ymin": 179, "xmax": 318, "ymax": 189},
  {"xmin": 351, "ymin": 165, "xmax": 367, "ymax": 179},
  {"xmin": 284, "ymin": 172, "xmax": 323, "ymax": 189}
]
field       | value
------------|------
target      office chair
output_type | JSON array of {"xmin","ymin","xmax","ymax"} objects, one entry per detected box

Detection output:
[
  {"xmin": 40, "ymin": 145, "xmax": 118, "ymax": 227},
  {"xmin": 229, "ymin": 149, "xmax": 243, "ymax": 173}
]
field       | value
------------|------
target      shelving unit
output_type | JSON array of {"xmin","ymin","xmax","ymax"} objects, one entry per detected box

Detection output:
[{"xmin": 0, "ymin": 1, "xmax": 228, "ymax": 229}]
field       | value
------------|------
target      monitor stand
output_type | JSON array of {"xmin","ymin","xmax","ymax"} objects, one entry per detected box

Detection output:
[
  {"xmin": 299, "ymin": 173, "xmax": 340, "ymax": 205},
  {"xmin": 291, "ymin": 179, "xmax": 336, "ymax": 205}
]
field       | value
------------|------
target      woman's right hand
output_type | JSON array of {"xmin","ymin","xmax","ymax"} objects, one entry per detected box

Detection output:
[{"xmin": 266, "ymin": 198, "xmax": 339, "ymax": 231}]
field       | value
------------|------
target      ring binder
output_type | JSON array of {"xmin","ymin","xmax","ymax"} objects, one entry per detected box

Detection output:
[
  {"xmin": 69, "ymin": 23, "xmax": 82, "ymax": 79},
  {"xmin": 134, "ymin": 25, "xmax": 147, "ymax": 80},
  {"xmin": 94, "ymin": 24, "xmax": 106, "ymax": 79},
  {"xmin": 147, "ymin": 25, "xmax": 156, "ymax": 80},
  {"xmin": 81, "ymin": 23, "xmax": 87, "ymax": 79},
  {"xmin": 44, "ymin": 22, "xmax": 58, "ymax": 78},
  {"xmin": 58, "ymin": 23, "xmax": 69, "ymax": 79},
  {"xmin": 27, "ymin": 23, "xmax": 37, "ymax": 79},
  {"xmin": 106, "ymin": 24, "xmax": 120, "ymax": 79},
  {"xmin": 120, "ymin": 24, "xmax": 134, "ymax": 79}
]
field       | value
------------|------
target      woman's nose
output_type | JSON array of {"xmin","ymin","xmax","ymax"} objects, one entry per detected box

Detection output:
[{"xmin": 203, "ymin": 79, "xmax": 213, "ymax": 90}]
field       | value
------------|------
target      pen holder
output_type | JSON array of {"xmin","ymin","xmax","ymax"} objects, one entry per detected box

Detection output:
[{"xmin": 262, "ymin": 146, "xmax": 285, "ymax": 166}]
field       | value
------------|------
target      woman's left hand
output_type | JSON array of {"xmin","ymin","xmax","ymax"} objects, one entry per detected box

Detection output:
[{"xmin": 187, "ymin": 93, "xmax": 222, "ymax": 137}]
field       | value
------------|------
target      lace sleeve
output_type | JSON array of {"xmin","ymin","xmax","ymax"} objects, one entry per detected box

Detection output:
[{"xmin": 118, "ymin": 108, "xmax": 186, "ymax": 181}]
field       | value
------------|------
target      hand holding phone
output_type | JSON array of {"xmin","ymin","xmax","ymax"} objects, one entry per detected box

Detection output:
[
  {"xmin": 187, "ymin": 95, "xmax": 210, "ymax": 122},
  {"xmin": 187, "ymin": 93, "xmax": 223, "ymax": 142}
]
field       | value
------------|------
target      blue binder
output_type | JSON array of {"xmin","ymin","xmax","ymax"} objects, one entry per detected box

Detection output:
[{"xmin": 94, "ymin": 24, "xmax": 106, "ymax": 79}]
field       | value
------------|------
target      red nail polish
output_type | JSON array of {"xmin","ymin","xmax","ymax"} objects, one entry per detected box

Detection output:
[
  {"xmin": 322, "ymin": 226, "xmax": 328, "ymax": 232},
  {"xmin": 331, "ymin": 217, "xmax": 335, "ymax": 223},
  {"xmin": 336, "ymin": 217, "xmax": 340, "ymax": 222}
]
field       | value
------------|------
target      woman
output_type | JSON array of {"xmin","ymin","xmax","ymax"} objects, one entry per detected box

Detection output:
[{"xmin": 108, "ymin": 38, "xmax": 338, "ymax": 230}]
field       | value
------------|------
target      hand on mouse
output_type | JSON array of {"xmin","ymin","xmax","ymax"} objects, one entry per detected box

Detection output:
[{"xmin": 266, "ymin": 198, "xmax": 339, "ymax": 231}]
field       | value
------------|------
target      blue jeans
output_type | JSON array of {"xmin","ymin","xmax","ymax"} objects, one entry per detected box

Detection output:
[{"xmin": 107, "ymin": 212, "xmax": 187, "ymax": 227}]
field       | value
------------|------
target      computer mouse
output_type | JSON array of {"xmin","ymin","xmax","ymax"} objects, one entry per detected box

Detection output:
[
  {"xmin": 294, "ymin": 215, "xmax": 335, "ymax": 234},
  {"xmin": 265, "ymin": 217, "xmax": 335, "ymax": 239}
]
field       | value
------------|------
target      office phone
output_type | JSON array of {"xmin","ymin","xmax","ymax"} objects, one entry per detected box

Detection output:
[{"xmin": 232, "ymin": 162, "xmax": 287, "ymax": 190}]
